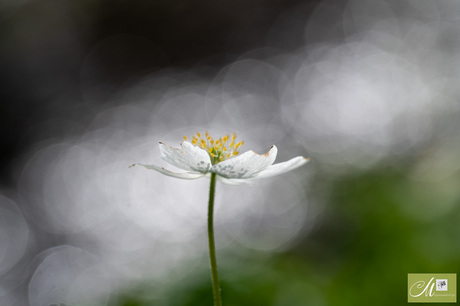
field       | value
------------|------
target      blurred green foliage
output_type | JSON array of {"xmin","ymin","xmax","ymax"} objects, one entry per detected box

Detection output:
[{"xmin": 109, "ymin": 166, "xmax": 460, "ymax": 305}]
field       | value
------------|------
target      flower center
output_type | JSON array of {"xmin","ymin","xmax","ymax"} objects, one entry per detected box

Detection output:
[{"xmin": 183, "ymin": 132, "xmax": 244, "ymax": 165}]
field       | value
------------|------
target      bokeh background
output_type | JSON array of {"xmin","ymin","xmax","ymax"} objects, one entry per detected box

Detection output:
[{"xmin": 2, "ymin": 0, "xmax": 460, "ymax": 305}]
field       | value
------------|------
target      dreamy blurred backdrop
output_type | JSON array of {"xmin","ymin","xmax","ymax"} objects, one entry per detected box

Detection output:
[{"xmin": 2, "ymin": 0, "xmax": 460, "ymax": 305}]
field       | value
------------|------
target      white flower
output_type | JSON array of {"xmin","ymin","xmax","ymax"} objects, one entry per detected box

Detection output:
[{"xmin": 132, "ymin": 132, "xmax": 310, "ymax": 185}]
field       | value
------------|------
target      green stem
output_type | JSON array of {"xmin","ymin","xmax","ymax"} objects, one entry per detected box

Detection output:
[{"xmin": 208, "ymin": 172, "xmax": 222, "ymax": 306}]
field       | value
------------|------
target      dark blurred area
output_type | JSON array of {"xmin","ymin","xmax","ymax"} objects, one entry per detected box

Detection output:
[{"xmin": 2, "ymin": 0, "xmax": 460, "ymax": 305}]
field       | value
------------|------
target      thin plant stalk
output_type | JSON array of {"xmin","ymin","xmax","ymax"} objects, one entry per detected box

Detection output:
[{"xmin": 208, "ymin": 172, "xmax": 222, "ymax": 306}]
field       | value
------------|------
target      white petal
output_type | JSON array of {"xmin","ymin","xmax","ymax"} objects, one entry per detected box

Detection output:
[
  {"xmin": 252, "ymin": 156, "xmax": 310, "ymax": 179},
  {"xmin": 212, "ymin": 146, "xmax": 278, "ymax": 179},
  {"xmin": 135, "ymin": 163, "xmax": 206, "ymax": 180},
  {"xmin": 216, "ymin": 176, "xmax": 253, "ymax": 186},
  {"xmin": 159, "ymin": 141, "xmax": 211, "ymax": 172}
]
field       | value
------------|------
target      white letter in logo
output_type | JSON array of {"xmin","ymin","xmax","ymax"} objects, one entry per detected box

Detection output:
[{"xmin": 410, "ymin": 277, "xmax": 435, "ymax": 297}]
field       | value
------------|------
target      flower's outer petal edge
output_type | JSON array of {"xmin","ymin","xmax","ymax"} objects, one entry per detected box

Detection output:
[
  {"xmin": 133, "ymin": 163, "xmax": 206, "ymax": 180},
  {"xmin": 216, "ymin": 176, "xmax": 254, "ymax": 186},
  {"xmin": 251, "ymin": 156, "xmax": 310, "ymax": 179},
  {"xmin": 212, "ymin": 145, "xmax": 278, "ymax": 179},
  {"xmin": 159, "ymin": 141, "xmax": 211, "ymax": 172}
]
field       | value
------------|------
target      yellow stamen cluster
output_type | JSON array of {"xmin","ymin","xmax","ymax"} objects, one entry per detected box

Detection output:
[{"xmin": 183, "ymin": 132, "xmax": 244, "ymax": 164}]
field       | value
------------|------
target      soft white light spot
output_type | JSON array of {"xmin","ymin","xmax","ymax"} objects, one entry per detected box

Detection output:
[{"xmin": 28, "ymin": 246, "xmax": 110, "ymax": 306}]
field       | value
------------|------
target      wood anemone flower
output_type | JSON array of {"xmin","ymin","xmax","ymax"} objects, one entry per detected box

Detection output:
[{"xmin": 131, "ymin": 132, "xmax": 310, "ymax": 185}]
